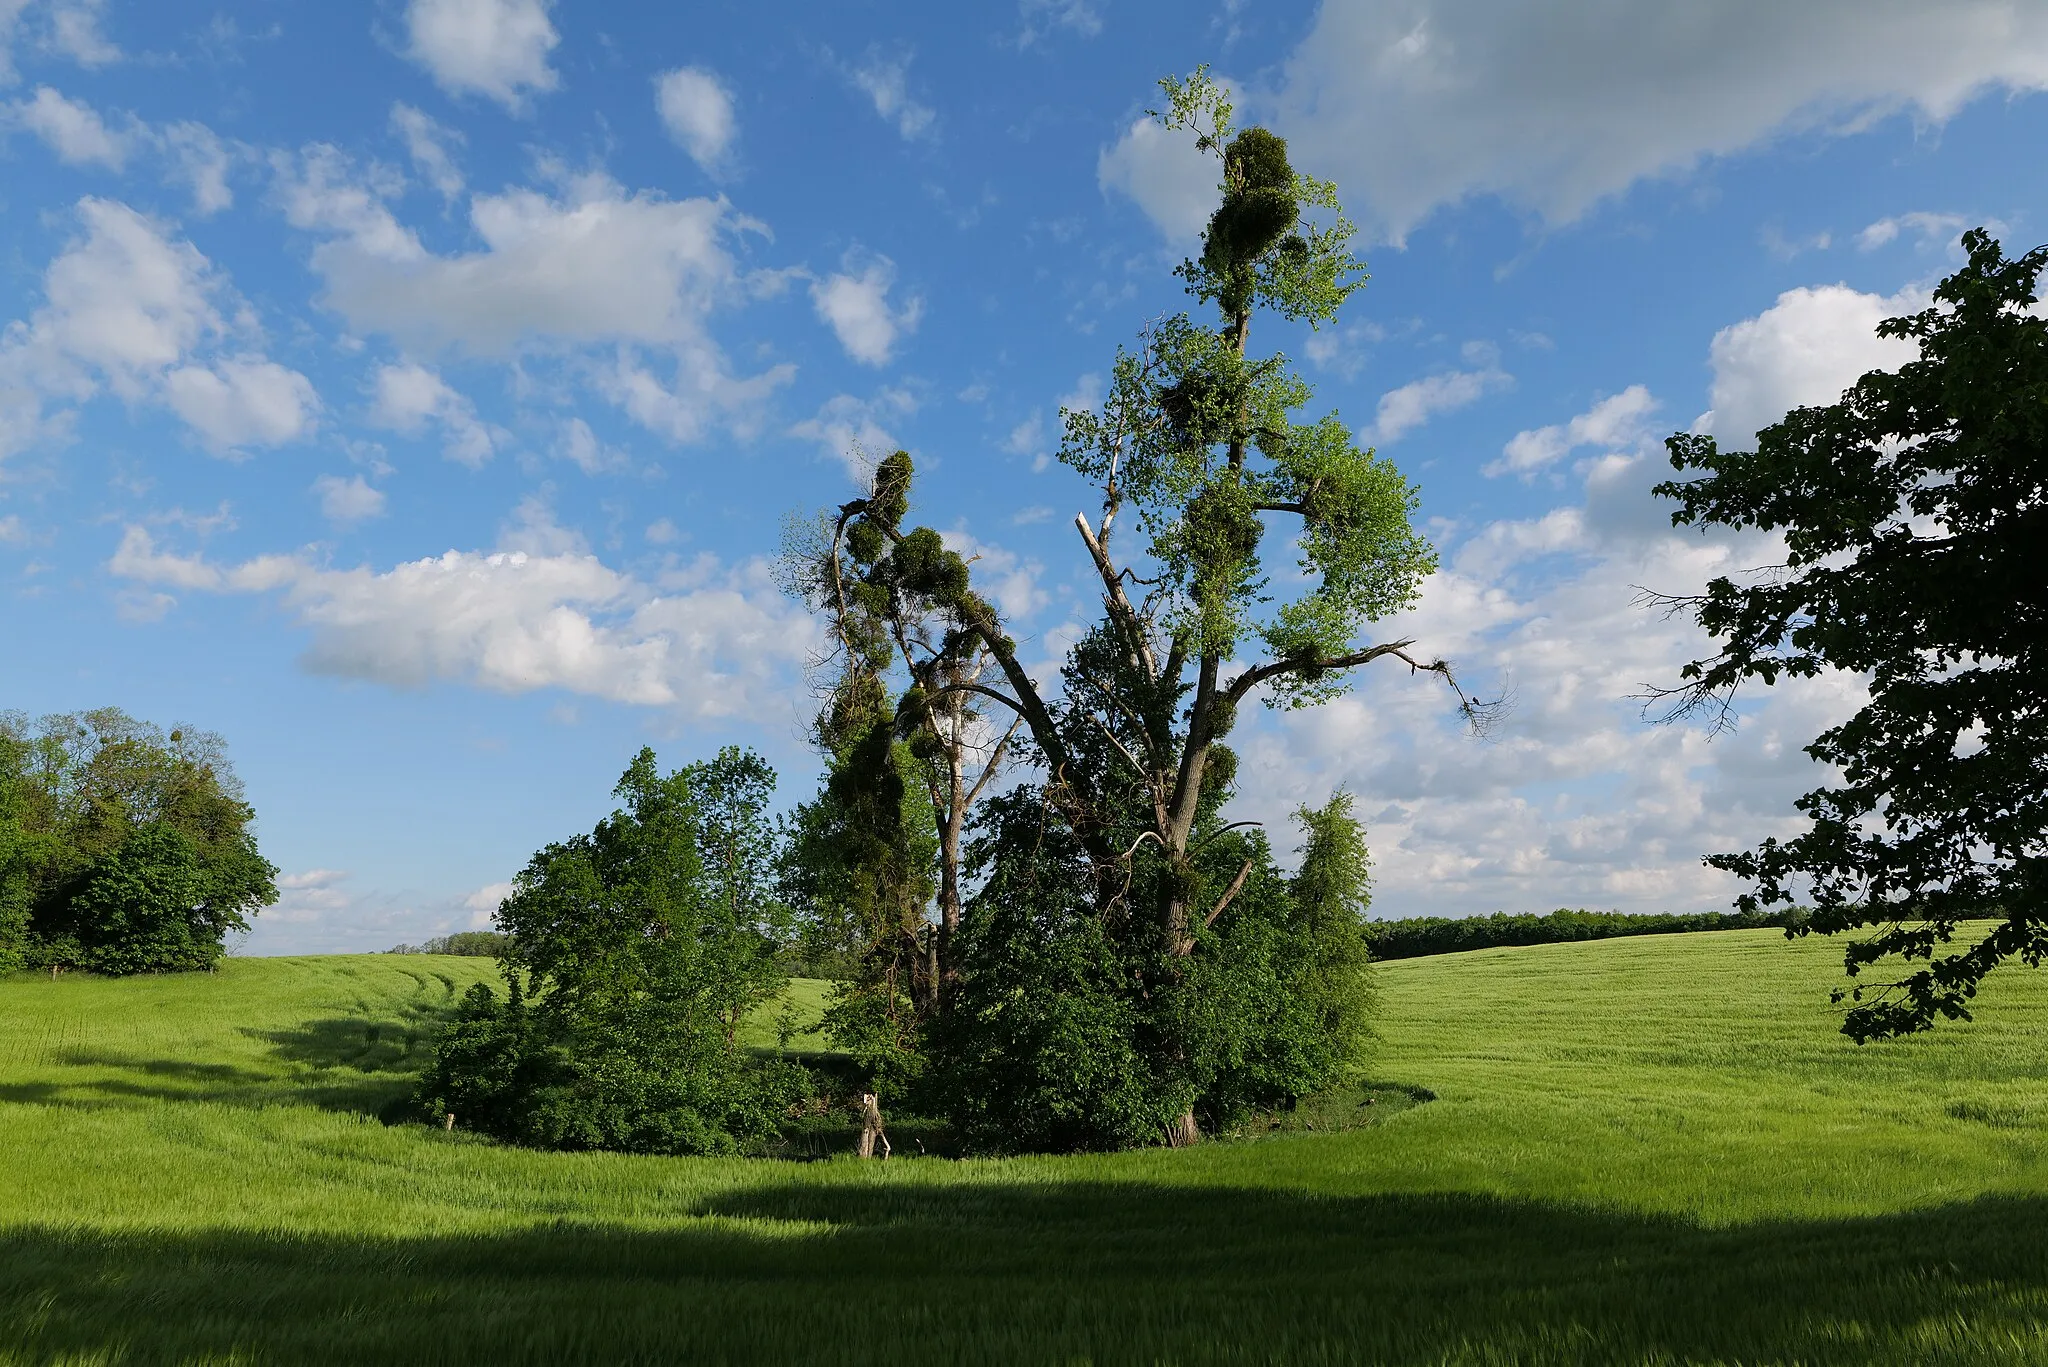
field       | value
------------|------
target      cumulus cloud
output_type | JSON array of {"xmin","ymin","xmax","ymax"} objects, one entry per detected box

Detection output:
[
  {"xmin": 313, "ymin": 473, "xmax": 387, "ymax": 525},
  {"xmin": 163, "ymin": 358, "xmax": 320, "ymax": 452},
  {"xmin": 1487, "ymin": 385, "xmax": 1657, "ymax": 479},
  {"xmin": 942, "ymin": 526, "xmax": 1048, "ymax": 621},
  {"xmin": 655, "ymin": 66, "xmax": 737, "ymax": 175},
  {"xmin": 789, "ymin": 388, "xmax": 916, "ymax": 478},
  {"xmin": 45, "ymin": 0, "xmax": 115, "ymax": 66},
  {"xmin": 274, "ymin": 150, "xmax": 793, "ymax": 443},
  {"xmin": 1254, "ymin": 0, "xmax": 2048, "ymax": 242},
  {"xmin": 1366, "ymin": 355, "xmax": 1511, "ymax": 444},
  {"xmin": 390, "ymin": 102, "xmax": 465, "ymax": 201},
  {"xmin": 403, "ymin": 0, "xmax": 559, "ymax": 111},
  {"xmin": 9, "ymin": 84, "xmax": 128, "ymax": 166},
  {"xmin": 1018, "ymin": 0, "xmax": 1102, "ymax": 43},
  {"xmin": 158, "ymin": 121, "xmax": 234, "ymax": 216},
  {"xmin": 107, "ymin": 522, "xmax": 819, "ymax": 717},
  {"xmin": 1855, "ymin": 210, "xmax": 1971, "ymax": 251},
  {"xmin": 0, "ymin": 197, "xmax": 314, "ymax": 457},
  {"xmin": 7, "ymin": 91, "xmax": 238, "ymax": 215},
  {"xmin": 810, "ymin": 252, "xmax": 921, "ymax": 366},
  {"xmin": 1229, "ymin": 430, "xmax": 1858, "ymax": 919},
  {"xmin": 368, "ymin": 361, "xmax": 497, "ymax": 466},
  {"xmin": 1097, "ymin": 112, "xmax": 1218, "ymax": 241},
  {"xmin": 1701, "ymin": 282, "xmax": 1923, "ymax": 447},
  {"xmin": 279, "ymin": 152, "xmax": 761, "ymax": 353},
  {"xmin": 845, "ymin": 52, "xmax": 935, "ymax": 140}
]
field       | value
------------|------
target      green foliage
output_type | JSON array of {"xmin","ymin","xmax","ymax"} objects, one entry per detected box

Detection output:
[
  {"xmin": 924, "ymin": 784, "xmax": 1379, "ymax": 1153},
  {"xmin": 416, "ymin": 747, "xmax": 801, "ymax": 1155},
  {"xmin": 1365, "ymin": 906, "xmax": 1808, "ymax": 961},
  {"xmin": 0, "ymin": 708, "xmax": 275, "ymax": 974},
  {"xmin": 1654, "ymin": 229, "xmax": 2048, "ymax": 1041}
]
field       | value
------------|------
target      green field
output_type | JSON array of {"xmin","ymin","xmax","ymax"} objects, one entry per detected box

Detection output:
[{"xmin": 2, "ymin": 930, "xmax": 2046, "ymax": 1364}]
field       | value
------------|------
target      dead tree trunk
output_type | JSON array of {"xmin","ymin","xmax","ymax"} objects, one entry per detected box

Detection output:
[{"xmin": 857, "ymin": 1092, "xmax": 891, "ymax": 1159}]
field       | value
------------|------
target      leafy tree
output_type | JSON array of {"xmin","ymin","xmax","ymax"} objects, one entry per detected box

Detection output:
[
  {"xmin": 778, "ymin": 457, "xmax": 1023, "ymax": 1084},
  {"xmin": 1652, "ymin": 229, "xmax": 2048, "ymax": 1041},
  {"xmin": 788, "ymin": 70, "xmax": 1477, "ymax": 1145},
  {"xmin": 416, "ymin": 747, "xmax": 803, "ymax": 1154},
  {"xmin": 0, "ymin": 708, "xmax": 275, "ymax": 974}
]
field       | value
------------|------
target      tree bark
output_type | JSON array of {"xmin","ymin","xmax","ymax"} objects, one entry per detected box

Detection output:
[
  {"xmin": 857, "ymin": 1092, "xmax": 891, "ymax": 1159},
  {"xmin": 1166, "ymin": 1107, "xmax": 1201, "ymax": 1147}
]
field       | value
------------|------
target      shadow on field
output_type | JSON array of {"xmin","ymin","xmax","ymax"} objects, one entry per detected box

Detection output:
[{"xmin": 1, "ymin": 1182, "xmax": 2043, "ymax": 1365}]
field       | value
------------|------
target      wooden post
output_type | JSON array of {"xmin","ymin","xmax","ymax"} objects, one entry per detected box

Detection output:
[
  {"xmin": 443, "ymin": 1112, "xmax": 456, "ymax": 1132},
  {"xmin": 857, "ymin": 1092, "xmax": 890, "ymax": 1159}
]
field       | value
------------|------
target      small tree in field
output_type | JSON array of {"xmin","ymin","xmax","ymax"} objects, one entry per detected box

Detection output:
[
  {"xmin": 417, "ymin": 747, "xmax": 802, "ymax": 1154},
  {"xmin": 1652, "ymin": 229, "xmax": 2048, "ymax": 1041}
]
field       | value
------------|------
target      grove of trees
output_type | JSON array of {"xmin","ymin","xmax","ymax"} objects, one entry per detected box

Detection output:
[
  {"xmin": 423, "ymin": 72, "xmax": 1466, "ymax": 1156},
  {"xmin": 0, "ymin": 708, "xmax": 276, "ymax": 975}
]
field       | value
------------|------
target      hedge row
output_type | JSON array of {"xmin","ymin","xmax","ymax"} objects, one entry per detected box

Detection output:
[{"xmin": 1363, "ymin": 907, "xmax": 1808, "ymax": 962}]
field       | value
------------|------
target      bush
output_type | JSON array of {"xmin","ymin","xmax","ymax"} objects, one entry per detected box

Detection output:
[
  {"xmin": 411, "ymin": 747, "xmax": 799, "ymax": 1156},
  {"xmin": 1364, "ymin": 907, "xmax": 1808, "ymax": 962}
]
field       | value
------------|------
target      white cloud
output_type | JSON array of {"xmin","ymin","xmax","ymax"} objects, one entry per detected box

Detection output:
[
  {"xmin": 1230, "ymin": 429, "xmax": 1858, "ymax": 920},
  {"xmin": 390, "ymin": 102, "xmax": 465, "ymax": 201},
  {"xmin": 1097, "ymin": 115, "xmax": 1217, "ymax": 242},
  {"xmin": 553, "ymin": 415, "xmax": 626, "ymax": 474},
  {"xmin": 942, "ymin": 526, "xmax": 1048, "ymax": 622},
  {"xmin": 10, "ymin": 84, "xmax": 128, "ymax": 167},
  {"xmin": 1366, "ymin": 361, "xmax": 1511, "ymax": 444},
  {"xmin": 846, "ymin": 52, "xmax": 935, "ymax": 140},
  {"xmin": 281, "ymin": 153, "xmax": 755, "ymax": 353},
  {"xmin": 107, "ymin": 524, "xmax": 818, "ymax": 718},
  {"xmin": 163, "ymin": 358, "xmax": 319, "ymax": 452},
  {"xmin": 1701, "ymin": 283, "xmax": 1923, "ymax": 448},
  {"xmin": 46, "ymin": 0, "xmax": 116, "ymax": 67},
  {"xmin": 790, "ymin": 388, "xmax": 916, "ymax": 478},
  {"xmin": 276, "ymin": 150, "xmax": 794, "ymax": 446},
  {"xmin": 599, "ymin": 342, "xmax": 794, "ymax": 445},
  {"xmin": 1856, "ymin": 211, "xmax": 1970, "ymax": 251},
  {"xmin": 1265, "ymin": 0, "xmax": 2048, "ymax": 242},
  {"xmin": 655, "ymin": 66, "xmax": 737, "ymax": 175},
  {"xmin": 1487, "ymin": 385, "xmax": 1657, "ymax": 479},
  {"xmin": 158, "ymin": 121, "xmax": 234, "ymax": 215},
  {"xmin": 313, "ymin": 473, "xmax": 387, "ymax": 525},
  {"xmin": 1019, "ymin": 0, "xmax": 1102, "ymax": 43},
  {"xmin": 811, "ymin": 252, "xmax": 921, "ymax": 366},
  {"xmin": 403, "ymin": 0, "xmax": 559, "ymax": 111},
  {"xmin": 368, "ymin": 361, "xmax": 497, "ymax": 466},
  {"xmin": 0, "ymin": 198, "xmax": 306, "ymax": 457}
]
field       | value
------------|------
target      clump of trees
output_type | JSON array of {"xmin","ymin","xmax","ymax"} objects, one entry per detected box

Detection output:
[
  {"xmin": 1654, "ymin": 229, "xmax": 2047, "ymax": 1041},
  {"xmin": 418, "ymin": 73, "xmax": 1475, "ymax": 1157},
  {"xmin": 413, "ymin": 747, "xmax": 805, "ymax": 1155},
  {"xmin": 771, "ymin": 71, "xmax": 1478, "ymax": 1151},
  {"xmin": 0, "ymin": 708, "xmax": 276, "ymax": 975}
]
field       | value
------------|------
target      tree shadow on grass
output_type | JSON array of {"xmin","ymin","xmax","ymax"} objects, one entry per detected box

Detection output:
[
  {"xmin": 0, "ymin": 1183, "xmax": 2043, "ymax": 1365},
  {"xmin": 4, "ymin": 1011, "xmax": 456, "ymax": 1116}
]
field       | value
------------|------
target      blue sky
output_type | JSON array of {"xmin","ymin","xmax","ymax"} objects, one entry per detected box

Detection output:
[{"xmin": 2, "ymin": 0, "xmax": 2044, "ymax": 951}]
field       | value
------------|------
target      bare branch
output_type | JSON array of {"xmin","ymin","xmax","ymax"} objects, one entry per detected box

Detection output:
[
  {"xmin": 1076, "ymin": 512, "xmax": 1159, "ymax": 681},
  {"xmin": 964, "ymin": 715, "xmax": 1024, "ymax": 808},
  {"xmin": 1190, "ymin": 820, "xmax": 1263, "ymax": 853},
  {"xmin": 925, "ymin": 681, "xmax": 1029, "ymax": 717},
  {"xmin": 1203, "ymin": 859, "xmax": 1256, "ymax": 928}
]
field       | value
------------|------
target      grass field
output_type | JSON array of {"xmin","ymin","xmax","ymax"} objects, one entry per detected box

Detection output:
[{"xmin": 2, "ymin": 931, "xmax": 2046, "ymax": 1364}]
